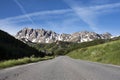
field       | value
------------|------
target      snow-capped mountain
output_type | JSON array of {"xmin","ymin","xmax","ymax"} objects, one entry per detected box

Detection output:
[{"xmin": 15, "ymin": 28, "xmax": 112, "ymax": 43}]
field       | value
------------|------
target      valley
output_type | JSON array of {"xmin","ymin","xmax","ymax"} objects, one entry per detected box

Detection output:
[
  {"xmin": 0, "ymin": 29, "xmax": 120, "ymax": 80},
  {"xmin": 0, "ymin": 0, "xmax": 120, "ymax": 80}
]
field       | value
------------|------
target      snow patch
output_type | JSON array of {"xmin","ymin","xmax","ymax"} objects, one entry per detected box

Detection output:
[
  {"xmin": 46, "ymin": 38, "xmax": 49, "ymax": 43},
  {"xmin": 32, "ymin": 39, "xmax": 36, "ymax": 42}
]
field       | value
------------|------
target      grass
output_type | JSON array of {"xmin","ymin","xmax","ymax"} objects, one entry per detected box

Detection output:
[
  {"xmin": 0, "ymin": 56, "xmax": 53, "ymax": 69},
  {"xmin": 68, "ymin": 40, "xmax": 120, "ymax": 65}
]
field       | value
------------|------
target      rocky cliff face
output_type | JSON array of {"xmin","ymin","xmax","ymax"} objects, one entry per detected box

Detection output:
[{"xmin": 15, "ymin": 28, "xmax": 112, "ymax": 43}]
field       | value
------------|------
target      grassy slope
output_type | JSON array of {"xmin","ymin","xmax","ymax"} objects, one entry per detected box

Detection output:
[
  {"xmin": 68, "ymin": 40, "xmax": 120, "ymax": 65},
  {"xmin": 0, "ymin": 56, "xmax": 53, "ymax": 69},
  {"xmin": 31, "ymin": 36, "xmax": 120, "ymax": 56}
]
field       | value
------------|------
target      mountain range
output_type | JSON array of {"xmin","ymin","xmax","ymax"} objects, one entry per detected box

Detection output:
[{"xmin": 15, "ymin": 28, "xmax": 112, "ymax": 43}]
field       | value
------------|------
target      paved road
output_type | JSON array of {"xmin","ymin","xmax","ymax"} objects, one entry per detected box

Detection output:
[{"xmin": 0, "ymin": 56, "xmax": 120, "ymax": 80}]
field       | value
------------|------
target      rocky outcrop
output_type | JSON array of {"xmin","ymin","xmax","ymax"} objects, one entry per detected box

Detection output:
[{"xmin": 15, "ymin": 28, "xmax": 112, "ymax": 43}]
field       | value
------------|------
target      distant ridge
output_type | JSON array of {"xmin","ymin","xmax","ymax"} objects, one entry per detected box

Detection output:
[{"xmin": 15, "ymin": 28, "xmax": 112, "ymax": 43}]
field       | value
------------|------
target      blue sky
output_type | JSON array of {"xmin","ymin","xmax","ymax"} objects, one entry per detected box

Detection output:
[{"xmin": 0, "ymin": 0, "xmax": 120, "ymax": 36}]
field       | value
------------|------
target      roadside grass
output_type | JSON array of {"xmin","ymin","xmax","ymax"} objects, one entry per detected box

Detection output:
[
  {"xmin": 68, "ymin": 40, "xmax": 120, "ymax": 65},
  {"xmin": 0, "ymin": 56, "xmax": 53, "ymax": 69}
]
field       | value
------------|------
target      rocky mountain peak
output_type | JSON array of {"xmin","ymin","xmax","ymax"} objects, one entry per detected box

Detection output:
[{"xmin": 15, "ymin": 28, "xmax": 112, "ymax": 43}]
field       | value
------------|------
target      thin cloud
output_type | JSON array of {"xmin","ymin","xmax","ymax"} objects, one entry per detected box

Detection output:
[
  {"xmin": 0, "ymin": 20, "xmax": 20, "ymax": 35},
  {"xmin": 0, "ymin": 9, "xmax": 72, "ymax": 22},
  {"xmin": 0, "ymin": 19, "xmax": 39, "ymax": 35},
  {"xmin": 91, "ymin": 0, "xmax": 110, "ymax": 4},
  {"xmin": 90, "ymin": 2, "xmax": 120, "ymax": 10},
  {"xmin": 0, "ymin": 9, "xmax": 73, "ymax": 35},
  {"xmin": 0, "ymin": 1, "xmax": 120, "ymax": 35},
  {"xmin": 45, "ymin": 18, "xmax": 81, "ymax": 34},
  {"xmin": 13, "ymin": 0, "xmax": 35, "ymax": 25},
  {"xmin": 63, "ymin": 0, "xmax": 120, "ymax": 32}
]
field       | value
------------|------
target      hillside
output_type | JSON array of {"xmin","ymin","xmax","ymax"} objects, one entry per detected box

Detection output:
[
  {"xmin": 68, "ymin": 40, "xmax": 120, "ymax": 65},
  {"xmin": 0, "ymin": 30, "xmax": 45, "ymax": 61},
  {"xmin": 30, "ymin": 37, "xmax": 120, "ymax": 56}
]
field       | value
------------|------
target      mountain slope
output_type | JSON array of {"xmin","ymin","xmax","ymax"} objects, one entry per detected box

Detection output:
[
  {"xmin": 68, "ymin": 40, "xmax": 120, "ymax": 65},
  {"xmin": 15, "ymin": 28, "xmax": 112, "ymax": 43},
  {"xmin": 0, "ymin": 30, "xmax": 45, "ymax": 61},
  {"xmin": 31, "ymin": 38, "xmax": 118, "ymax": 55}
]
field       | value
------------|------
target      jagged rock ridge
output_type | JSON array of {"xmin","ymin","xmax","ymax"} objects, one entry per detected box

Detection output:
[{"xmin": 15, "ymin": 28, "xmax": 112, "ymax": 43}]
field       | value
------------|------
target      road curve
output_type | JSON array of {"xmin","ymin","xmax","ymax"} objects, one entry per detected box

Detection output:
[{"xmin": 0, "ymin": 56, "xmax": 120, "ymax": 80}]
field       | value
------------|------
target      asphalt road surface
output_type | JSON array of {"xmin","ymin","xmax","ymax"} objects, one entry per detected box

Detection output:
[{"xmin": 0, "ymin": 56, "xmax": 120, "ymax": 80}]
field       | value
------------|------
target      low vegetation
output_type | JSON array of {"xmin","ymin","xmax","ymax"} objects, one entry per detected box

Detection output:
[
  {"xmin": 0, "ymin": 30, "xmax": 53, "ymax": 69},
  {"xmin": 1, "ymin": 29, "xmax": 120, "ymax": 68},
  {"xmin": 0, "ymin": 30, "xmax": 45, "ymax": 61},
  {"xmin": 31, "ymin": 36, "xmax": 120, "ymax": 56},
  {"xmin": 0, "ymin": 56, "xmax": 53, "ymax": 69},
  {"xmin": 68, "ymin": 40, "xmax": 120, "ymax": 65}
]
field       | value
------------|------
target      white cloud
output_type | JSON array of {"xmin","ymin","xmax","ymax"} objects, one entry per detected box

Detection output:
[
  {"xmin": 0, "ymin": 20, "xmax": 39, "ymax": 35},
  {"xmin": 90, "ymin": 2, "xmax": 120, "ymax": 10},
  {"xmin": 0, "ymin": 9, "xmax": 73, "ymax": 35},
  {"xmin": 0, "ymin": 20, "xmax": 19, "ymax": 35},
  {"xmin": 63, "ymin": 0, "xmax": 120, "ymax": 32},
  {"xmin": 0, "ymin": 0, "xmax": 120, "ymax": 35}
]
